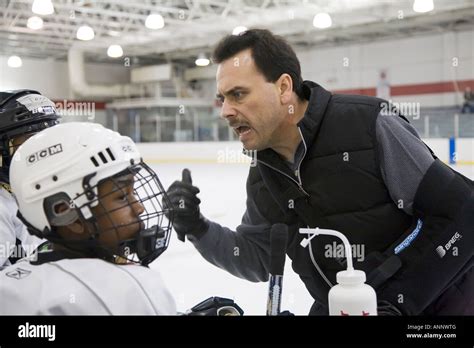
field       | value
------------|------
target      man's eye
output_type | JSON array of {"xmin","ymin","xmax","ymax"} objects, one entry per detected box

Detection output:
[{"xmin": 233, "ymin": 91, "xmax": 243, "ymax": 99}]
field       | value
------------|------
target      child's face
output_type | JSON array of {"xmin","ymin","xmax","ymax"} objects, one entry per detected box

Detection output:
[{"xmin": 91, "ymin": 174, "xmax": 145, "ymax": 252}]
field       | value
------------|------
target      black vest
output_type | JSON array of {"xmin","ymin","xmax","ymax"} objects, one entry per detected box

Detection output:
[{"xmin": 247, "ymin": 81, "xmax": 413, "ymax": 307}]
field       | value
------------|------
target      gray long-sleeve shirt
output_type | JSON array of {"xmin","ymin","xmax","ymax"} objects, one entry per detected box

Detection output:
[{"xmin": 189, "ymin": 114, "xmax": 435, "ymax": 282}]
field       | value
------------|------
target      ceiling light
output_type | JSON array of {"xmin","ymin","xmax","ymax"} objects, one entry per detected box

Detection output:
[
  {"xmin": 107, "ymin": 44, "xmax": 123, "ymax": 58},
  {"xmin": 313, "ymin": 12, "xmax": 332, "ymax": 29},
  {"xmin": 32, "ymin": 0, "xmax": 54, "ymax": 15},
  {"xmin": 232, "ymin": 26, "xmax": 248, "ymax": 35},
  {"xmin": 7, "ymin": 56, "xmax": 23, "ymax": 68},
  {"xmin": 76, "ymin": 25, "xmax": 95, "ymax": 41},
  {"xmin": 195, "ymin": 53, "xmax": 210, "ymax": 67},
  {"xmin": 413, "ymin": 0, "xmax": 434, "ymax": 13},
  {"xmin": 145, "ymin": 14, "xmax": 165, "ymax": 29},
  {"xmin": 27, "ymin": 16, "xmax": 44, "ymax": 30}
]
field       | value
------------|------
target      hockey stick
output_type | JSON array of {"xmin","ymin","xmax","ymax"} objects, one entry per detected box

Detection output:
[{"xmin": 266, "ymin": 223, "xmax": 289, "ymax": 316}]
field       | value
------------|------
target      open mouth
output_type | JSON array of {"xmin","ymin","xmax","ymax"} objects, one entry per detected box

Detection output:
[{"xmin": 234, "ymin": 125, "xmax": 252, "ymax": 136}]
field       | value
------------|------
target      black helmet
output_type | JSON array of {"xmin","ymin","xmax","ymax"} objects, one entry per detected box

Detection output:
[{"xmin": 0, "ymin": 90, "xmax": 60, "ymax": 182}]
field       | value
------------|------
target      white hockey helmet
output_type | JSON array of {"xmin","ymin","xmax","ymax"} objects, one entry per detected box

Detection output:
[{"xmin": 10, "ymin": 122, "xmax": 172, "ymax": 265}]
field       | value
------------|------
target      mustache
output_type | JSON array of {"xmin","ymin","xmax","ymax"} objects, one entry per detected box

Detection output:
[{"xmin": 228, "ymin": 121, "xmax": 251, "ymax": 128}]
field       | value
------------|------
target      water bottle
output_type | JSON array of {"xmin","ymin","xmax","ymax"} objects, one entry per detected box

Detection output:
[
  {"xmin": 300, "ymin": 228, "xmax": 377, "ymax": 316},
  {"xmin": 329, "ymin": 269, "xmax": 377, "ymax": 316}
]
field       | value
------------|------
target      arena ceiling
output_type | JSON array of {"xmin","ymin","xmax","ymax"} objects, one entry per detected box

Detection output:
[{"xmin": 1, "ymin": 0, "xmax": 473, "ymax": 66}]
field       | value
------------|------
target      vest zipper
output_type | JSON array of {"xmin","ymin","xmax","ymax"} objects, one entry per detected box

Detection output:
[
  {"xmin": 296, "ymin": 128, "xmax": 334, "ymax": 288},
  {"xmin": 257, "ymin": 127, "xmax": 310, "ymax": 197},
  {"xmin": 257, "ymin": 128, "xmax": 333, "ymax": 289},
  {"xmin": 296, "ymin": 127, "xmax": 308, "ymax": 193},
  {"xmin": 257, "ymin": 161, "xmax": 310, "ymax": 197}
]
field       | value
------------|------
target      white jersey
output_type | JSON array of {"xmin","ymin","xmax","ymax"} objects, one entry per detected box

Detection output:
[
  {"xmin": 0, "ymin": 257, "xmax": 176, "ymax": 315},
  {"xmin": 0, "ymin": 185, "xmax": 43, "ymax": 268}
]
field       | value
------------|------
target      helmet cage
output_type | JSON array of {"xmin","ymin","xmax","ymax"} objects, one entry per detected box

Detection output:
[{"xmin": 20, "ymin": 160, "xmax": 173, "ymax": 266}]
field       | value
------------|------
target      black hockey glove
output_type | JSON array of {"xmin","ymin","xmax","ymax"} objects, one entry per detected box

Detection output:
[
  {"xmin": 164, "ymin": 168, "xmax": 209, "ymax": 242},
  {"xmin": 186, "ymin": 297, "xmax": 244, "ymax": 316}
]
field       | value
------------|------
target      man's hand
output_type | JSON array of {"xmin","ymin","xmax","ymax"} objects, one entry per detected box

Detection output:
[
  {"xmin": 164, "ymin": 168, "xmax": 209, "ymax": 242},
  {"xmin": 186, "ymin": 297, "xmax": 244, "ymax": 316}
]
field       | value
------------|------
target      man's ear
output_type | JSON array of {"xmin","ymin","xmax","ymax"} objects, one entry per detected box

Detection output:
[{"xmin": 277, "ymin": 73, "xmax": 293, "ymax": 104}]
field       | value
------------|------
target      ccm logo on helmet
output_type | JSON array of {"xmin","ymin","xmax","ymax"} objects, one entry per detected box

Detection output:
[{"xmin": 27, "ymin": 144, "xmax": 63, "ymax": 166}]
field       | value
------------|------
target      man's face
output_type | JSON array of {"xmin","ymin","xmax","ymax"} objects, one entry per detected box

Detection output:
[
  {"xmin": 91, "ymin": 174, "xmax": 145, "ymax": 253},
  {"xmin": 216, "ymin": 48, "xmax": 286, "ymax": 151}
]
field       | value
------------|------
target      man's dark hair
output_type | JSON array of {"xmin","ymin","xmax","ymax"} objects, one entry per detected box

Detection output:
[{"xmin": 212, "ymin": 29, "xmax": 305, "ymax": 100}]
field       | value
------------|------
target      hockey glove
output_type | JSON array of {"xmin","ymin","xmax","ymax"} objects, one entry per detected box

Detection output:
[
  {"xmin": 186, "ymin": 296, "xmax": 244, "ymax": 316},
  {"xmin": 164, "ymin": 168, "xmax": 209, "ymax": 242}
]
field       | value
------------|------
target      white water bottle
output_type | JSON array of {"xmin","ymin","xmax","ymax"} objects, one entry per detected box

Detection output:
[
  {"xmin": 300, "ymin": 228, "xmax": 377, "ymax": 316},
  {"xmin": 329, "ymin": 269, "xmax": 377, "ymax": 316}
]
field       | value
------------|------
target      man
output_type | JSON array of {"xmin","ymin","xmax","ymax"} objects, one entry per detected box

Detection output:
[
  {"xmin": 166, "ymin": 29, "xmax": 473, "ymax": 315},
  {"xmin": 0, "ymin": 90, "xmax": 60, "ymax": 268}
]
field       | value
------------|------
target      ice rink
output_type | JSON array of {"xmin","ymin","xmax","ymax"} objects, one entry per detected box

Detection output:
[{"xmin": 148, "ymin": 157, "xmax": 474, "ymax": 315}]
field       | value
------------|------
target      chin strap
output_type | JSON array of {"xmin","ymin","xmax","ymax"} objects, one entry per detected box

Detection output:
[
  {"xmin": 17, "ymin": 209, "xmax": 119, "ymax": 264},
  {"xmin": 0, "ymin": 181, "xmax": 11, "ymax": 193},
  {"xmin": 118, "ymin": 226, "xmax": 169, "ymax": 266}
]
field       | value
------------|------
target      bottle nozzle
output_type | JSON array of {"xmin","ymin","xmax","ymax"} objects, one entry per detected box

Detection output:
[{"xmin": 299, "ymin": 228, "xmax": 354, "ymax": 271}]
